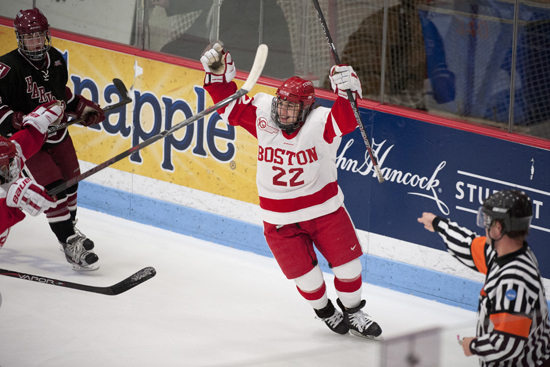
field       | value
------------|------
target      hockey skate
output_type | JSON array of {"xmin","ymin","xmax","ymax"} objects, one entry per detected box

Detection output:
[
  {"xmin": 337, "ymin": 299, "xmax": 383, "ymax": 341},
  {"xmin": 314, "ymin": 299, "xmax": 349, "ymax": 335},
  {"xmin": 59, "ymin": 220, "xmax": 95, "ymax": 252},
  {"xmin": 62, "ymin": 233, "xmax": 99, "ymax": 271}
]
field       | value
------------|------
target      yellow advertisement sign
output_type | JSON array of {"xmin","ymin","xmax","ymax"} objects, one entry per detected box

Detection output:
[{"xmin": 1, "ymin": 25, "xmax": 276, "ymax": 205}]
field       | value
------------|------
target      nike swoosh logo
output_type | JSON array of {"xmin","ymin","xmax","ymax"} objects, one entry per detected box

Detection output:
[{"xmin": 351, "ymin": 245, "xmax": 357, "ymax": 250}]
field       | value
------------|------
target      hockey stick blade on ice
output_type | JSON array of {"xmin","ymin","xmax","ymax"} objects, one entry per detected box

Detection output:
[
  {"xmin": 48, "ymin": 78, "xmax": 132, "ymax": 133},
  {"xmin": 47, "ymin": 44, "xmax": 268, "ymax": 197},
  {"xmin": 311, "ymin": 0, "xmax": 384, "ymax": 183},
  {"xmin": 0, "ymin": 266, "xmax": 156, "ymax": 296}
]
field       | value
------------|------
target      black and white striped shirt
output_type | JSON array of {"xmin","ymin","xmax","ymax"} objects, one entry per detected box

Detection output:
[{"xmin": 434, "ymin": 217, "xmax": 550, "ymax": 367}]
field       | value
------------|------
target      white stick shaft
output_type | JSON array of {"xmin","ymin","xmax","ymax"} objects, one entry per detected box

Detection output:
[{"xmin": 242, "ymin": 44, "xmax": 268, "ymax": 92}]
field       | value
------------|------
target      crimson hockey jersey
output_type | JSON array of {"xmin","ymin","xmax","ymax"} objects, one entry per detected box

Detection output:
[
  {"xmin": 434, "ymin": 216, "xmax": 550, "ymax": 367},
  {"xmin": 0, "ymin": 47, "xmax": 75, "ymax": 144},
  {"xmin": 205, "ymin": 81, "xmax": 358, "ymax": 225}
]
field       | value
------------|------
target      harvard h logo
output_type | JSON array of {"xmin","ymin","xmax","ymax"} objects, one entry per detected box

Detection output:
[{"xmin": 0, "ymin": 62, "xmax": 11, "ymax": 79}]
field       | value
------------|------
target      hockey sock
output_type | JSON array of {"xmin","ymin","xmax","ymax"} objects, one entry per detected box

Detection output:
[
  {"xmin": 334, "ymin": 276, "xmax": 363, "ymax": 309},
  {"xmin": 49, "ymin": 219, "xmax": 76, "ymax": 244},
  {"xmin": 297, "ymin": 282, "xmax": 328, "ymax": 310}
]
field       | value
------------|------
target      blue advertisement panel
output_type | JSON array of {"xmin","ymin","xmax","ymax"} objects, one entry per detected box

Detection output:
[{"xmin": 335, "ymin": 105, "xmax": 550, "ymax": 277}]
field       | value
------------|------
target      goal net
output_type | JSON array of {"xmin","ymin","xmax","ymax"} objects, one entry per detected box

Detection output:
[
  {"xmin": 277, "ymin": 0, "xmax": 550, "ymax": 138},
  {"xmin": 277, "ymin": 0, "xmax": 429, "ymax": 110}
]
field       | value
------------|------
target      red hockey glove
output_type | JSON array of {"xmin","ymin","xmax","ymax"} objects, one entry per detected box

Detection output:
[
  {"xmin": 329, "ymin": 65, "xmax": 362, "ymax": 100},
  {"xmin": 75, "ymin": 96, "xmax": 105, "ymax": 126},
  {"xmin": 201, "ymin": 43, "xmax": 236, "ymax": 85},
  {"xmin": 6, "ymin": 177, "xmax": 56, "ymax": 216},
  {"xmin": 11, "ymin": 111, "xmax": 24, "ymax": 130}
]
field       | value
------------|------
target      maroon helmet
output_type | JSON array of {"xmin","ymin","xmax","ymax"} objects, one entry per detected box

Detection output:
[
  {"xmin": 271, "ymin": 76, "xmax": 315, "ymax": 134},
  {"xmin": 14, "ymin": 8, "xmax": 51, "ymax": 61},
  {"xmin": 0, "ymin": 136, "xmax": 20, "ymax": 185}
]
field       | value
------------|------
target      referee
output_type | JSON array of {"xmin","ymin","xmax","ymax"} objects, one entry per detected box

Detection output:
[{"xmin": 418, "ymin": 189, "xmax": 550, "ymax": 367}]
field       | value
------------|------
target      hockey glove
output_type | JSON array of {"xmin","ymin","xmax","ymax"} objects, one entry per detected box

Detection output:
[
  {"xmin": 74, "ymin": 95, "xmax": 106, "ymax": 127},
  {"xmin": 6, "ymin": 177, "xmax": 56, "ymax": 217},
  {"xmin": 22, "ymin": 100, "xmax": 65, "ymax": 135},
  {"xmin": 11, "ymin": 111, "xmax": 24, "ymax": 130},
  {"xmin": 201, "ymin": 43, "xmax": 236, "ymax": 85},
  {"xmin": 329, "ymin": 65, "xmax": 362, "ymax": 100}
]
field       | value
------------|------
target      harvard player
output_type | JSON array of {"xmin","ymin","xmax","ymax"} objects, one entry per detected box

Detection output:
[
  {"xmin": 0, "ymin": 8, "xmax": 105, "ymax": 270},
  {"xmin": 201, "ymin": 43, "xmax": 383, "ymax": 339},
  {"xmin": 0, "ymin": 102, "xmax": 62, "ymax": 247}
]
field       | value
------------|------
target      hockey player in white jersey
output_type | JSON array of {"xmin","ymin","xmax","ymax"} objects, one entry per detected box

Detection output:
[{"xmin": 201, "ymin": 43, "xmax": 382, "ymax": 339}]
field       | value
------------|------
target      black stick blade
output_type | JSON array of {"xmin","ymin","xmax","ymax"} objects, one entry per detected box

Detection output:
[
  {"xmin": 112, "ymin": 78, "xmax": 132, "ymax": 103},
  {"xmin": 109, "ymin": 267, "xmax": 157, "ymax": 295}
]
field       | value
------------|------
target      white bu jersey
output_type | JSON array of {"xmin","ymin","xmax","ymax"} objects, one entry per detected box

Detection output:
[
  {"xmin": 207, "ymin": 80, "xmax": 358, "ymax": 226},
  {"xmin": 251, "ymin": 93, "xmax": 344, "ymax": 225}
]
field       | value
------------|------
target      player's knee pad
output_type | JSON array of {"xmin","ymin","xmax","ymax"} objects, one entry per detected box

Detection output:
[
  {"xmin": 332, "ymin": 258, "xmax": 362, "ymax": 280},
  {"xmin": 293, "ymin": 265, "xmax": 324, "ymax": 292}
]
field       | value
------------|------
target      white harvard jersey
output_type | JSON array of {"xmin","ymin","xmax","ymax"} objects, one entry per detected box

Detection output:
[{"xmin": 252, "ymin": 93, "xmax": 344, "ymax": 225}]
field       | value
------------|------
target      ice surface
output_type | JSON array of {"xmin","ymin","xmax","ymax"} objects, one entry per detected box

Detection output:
[{"xmin": 0, "ymin": 208, "xmax": 478, "ymax": 367}]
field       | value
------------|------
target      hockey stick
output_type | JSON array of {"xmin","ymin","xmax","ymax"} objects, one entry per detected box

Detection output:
[
  {"xmin": 0, "ymin": 266, "xmax": 156, "ymax": 296},
  {"xmin": 47, "ymin": 44, "xmax": 269, "ymax": 197},
  {"xmin": 48, "ymin": 78, "xmax": 132, "ymax": 134},
  {"xmin": 311, "ymin": 0, "xmax": 385, "ymax": 183}
]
